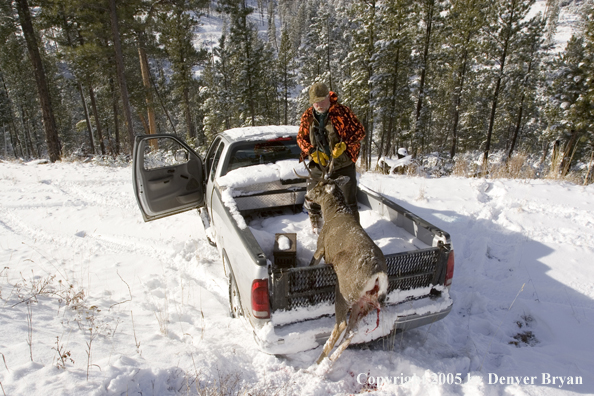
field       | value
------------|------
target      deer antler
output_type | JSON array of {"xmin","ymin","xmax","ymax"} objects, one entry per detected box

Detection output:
[
  {"xmin": 319, "ymin": 156, "xmax": 335, "ymax": 179},
  {"xmin": 294, "ymin": 155, "xmax": 335, "ymax": 181},
  {"xmin": 293, "ymin": 163, "xmax": 323, "ymax": 181}
]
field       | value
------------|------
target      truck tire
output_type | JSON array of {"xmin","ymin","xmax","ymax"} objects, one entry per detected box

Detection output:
[{"xmin": 228, "ymin": 272, "xmax": 243, "ymax": 318}]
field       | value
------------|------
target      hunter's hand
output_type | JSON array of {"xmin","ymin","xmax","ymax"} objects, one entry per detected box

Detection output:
[
  {"xmin": 310, "ymin": 150, "xmax": 329, "ymax": 166},
  {"xmin": 332, "ymin": 142, "xmax": 347, "ymax": 158}
]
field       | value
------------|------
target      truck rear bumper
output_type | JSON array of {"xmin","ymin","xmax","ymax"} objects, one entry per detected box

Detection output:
[{"xmin": 253, "ymin": 290, "xmax": 453, "ymax": 355}]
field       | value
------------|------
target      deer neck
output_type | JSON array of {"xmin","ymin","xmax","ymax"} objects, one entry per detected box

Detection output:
[{"xmin": 320, "ymin": 191, "xmax": 351, "ymax": 222}]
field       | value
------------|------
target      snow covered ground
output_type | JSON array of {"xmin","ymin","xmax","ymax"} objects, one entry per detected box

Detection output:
[{"xmin": 1, "ymin": 159, "xmax": 593, "ymax": 395}]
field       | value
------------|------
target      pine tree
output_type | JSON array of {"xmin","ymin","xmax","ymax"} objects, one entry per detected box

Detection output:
[
  {"xmin": 581, "ymin": 6, "xmax": 594, "ymax": 181},
  {"xmin": 276, "ymin": 25, "xmax": 297, "ymax": 124},
  {"xmin": 410, "ymin": 0, "xmax": 446, "ymax": 155},
  {"xmin": 14, "ymin": 0, "xmax": 62, "ymax": 162},
  {"xmin": 108, "ymin": 0, "xmax": 135, "ymax": 155},
  {"xmin": 296, "ymin": 1, "xmax": 335, "ymax": 111},
  {"xmin": 201, "ymin": 31, "xmax": 236, "ymax": 140},
  {"xmin": 157, "ymin": 0, "xmax": 208, "ymax": 144},
  {"xmin": 505, "ymin": 16, "xmax": 545, "ymax": 159},
  {"xmin": 219, "ymin": 0, "xmax": 274, "ymax": 127},
  {"xmin": 0, "ymin": 2, "xmax": 31, "ymax": 158},
  {"xmin": 481, "ymin": 0, "xmax": 537, "ymax": 168},
  {"xmin": 372, "ymin": 0, "xmax": 415, "ymax": 160},
  {"xmin": 442, "ymin": 0, "xmax": 489, "ymax": 158},
  {"xmin": 342, "ymin": 0, "xmax": 380, "ymax": 170}
]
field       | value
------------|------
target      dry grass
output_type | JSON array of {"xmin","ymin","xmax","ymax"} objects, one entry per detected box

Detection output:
[
  {"xmin": 489, "ymin": 153, "xmax": 536, "ymax": 180},
  {"xmin": 451, "ymin": 157, "xmax": 479, "ymax": 178},
  {"xmin": 448, "ymin": 151, "xmax": 592, "ymax": 184}
]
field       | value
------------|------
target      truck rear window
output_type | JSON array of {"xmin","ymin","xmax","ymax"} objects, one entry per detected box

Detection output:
[{"xmin": 226, "ymin": 138, "xmax": 301, "ymax": 173}]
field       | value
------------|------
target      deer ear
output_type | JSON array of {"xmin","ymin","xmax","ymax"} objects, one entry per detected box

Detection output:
[
  {"xmin": 325, "ymin": 184, "xmax": 335, "ymax": 194},
  {"xmin": 334, "ymin": 176, "xmax": 350, "ymax": 187}
]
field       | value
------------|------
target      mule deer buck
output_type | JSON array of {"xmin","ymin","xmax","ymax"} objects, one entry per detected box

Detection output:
[{"xmin": 295, "ymin": 160, "xmax": 388, "ymax": 365}]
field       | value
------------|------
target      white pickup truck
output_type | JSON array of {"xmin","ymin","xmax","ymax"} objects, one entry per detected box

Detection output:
[{"xmin": 132, "ymin": 126, "xmax": 454, "ymax": 354}]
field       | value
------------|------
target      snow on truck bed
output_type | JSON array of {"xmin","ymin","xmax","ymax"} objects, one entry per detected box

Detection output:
[
  {"xmin": 249, "ymin": 205, "xmax": 430, "ymax": 267},
  {"xmin": 218, "ymin": 160, "xmax": 429, "ymax": 265}
]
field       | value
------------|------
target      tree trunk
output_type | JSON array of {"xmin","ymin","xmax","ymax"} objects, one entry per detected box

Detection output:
[
  {"xmin": 508, "ymin": 57, "xmax": 533, "ymax": 159},
  {"xmin": 584, "ymin": 148, "xmax": 593, "ymax": 185},
  {"xmin": 450, "ymin": 44, "xmax": 469, "ymax": 159},
  {"xmin": 415, "ymin": 0, "xmax": 434, "ymax": 131},
  {"xmin": 561, "ymin": 129, "xmax": 580, "ymax": 176},
  {"xmin": 76, "ymin": 83, "xmax": 95, "ymax": 154},
  {"xmin": 8, "ymin": 124, "xmax": 21, "ymax": 158},
  {"xmin": 138, "ymin": 112, "xmax": 150, "ymax": 135},
  {"xmin": 109, "ymin": 0, "xmax": 135, "ymax": 154},
  {"xmin": 366, "ymin": 0, "xmax": 376, "ymax": 171},
  {"xmin": 150, "ymin": 72, "xmax": 177, "ymax": 134},
  {"xmin": 283, "ymin": 58, "xmax": 289, "ymax": 125},
  {"xmin": 15, "ymin": 0, "xmax": 61, "ymax": 162},
  {"xmin": 183, "ymin": 87, "xmax": 196, "ymax": 140},
  {"xmin": 89, "ymin": 87, "xmax": 106, "ymax": 155},
  {"xmin": 1, "ymin": 71, "xmax": 24, "ymax": 157},
  {"xmin": 110, "ymin": 78, "xmax": 121, "ymax": 155},
  {"xmin": 483, "ymin": 5, "xmax": 514, "ymax": 168},
  {"xmin": 20, "ymin": 106, "xmax": 34, "ymax": 158},
  {"xmin": 138, "ymin": 42, "xmax": 157, "ymax": 135},
  {"xmin": 507, "ymin": 92, "xmax": 525, "ymax": 159}
]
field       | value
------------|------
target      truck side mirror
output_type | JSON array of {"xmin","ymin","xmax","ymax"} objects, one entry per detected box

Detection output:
[{"xmin": 175, "ymin": 149, "xmax": 189, "ymax": 163}]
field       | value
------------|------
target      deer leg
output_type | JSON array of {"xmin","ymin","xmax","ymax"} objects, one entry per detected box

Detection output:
[
  {"xmin": 329, "ymin": 300, "xmax": 363, "ymax": 362},
  {"xmin": 309, "ymin": 249, "xmax": 324, "ymax": 266},
  {"xmin": 309, "ymin": 239, "xmax": 325, "ymax": 266},
  {"xmin": 316, "ymin": 284, "xmax": 348, "ymax": 364},
  {"xmin": 316, "ymin": 320, "xmax": 346, "ymax": 365}
]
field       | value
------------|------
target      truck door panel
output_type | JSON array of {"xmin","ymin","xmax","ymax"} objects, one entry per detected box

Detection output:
[{"xmin": 133, "ymin": 135, "xmax": 205, "ymax": 221}]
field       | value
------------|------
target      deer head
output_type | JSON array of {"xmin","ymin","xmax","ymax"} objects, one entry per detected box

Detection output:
[{"xmin": 294, "ymin": 157, "xmax": 349, "ymax": 200}]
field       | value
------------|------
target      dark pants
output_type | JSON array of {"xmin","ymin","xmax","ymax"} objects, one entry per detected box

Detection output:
[{"xmin": 305, "ymin": 162, "xmax": 359, "ymax": 222}]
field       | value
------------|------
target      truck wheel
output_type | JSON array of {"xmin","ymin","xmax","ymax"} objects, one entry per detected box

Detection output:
[{"xmin": 228, "ymin": 273, "xmax": 243, "ymax": 318}]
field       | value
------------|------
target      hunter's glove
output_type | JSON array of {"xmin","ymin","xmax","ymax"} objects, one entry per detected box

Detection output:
[
  {"xmin": 310, "ymin": 150, "xmax": 329, "ymax": 166},
  {"xmin": 332, "ymin": 142, "xmax": 347, "ymax": 158}
]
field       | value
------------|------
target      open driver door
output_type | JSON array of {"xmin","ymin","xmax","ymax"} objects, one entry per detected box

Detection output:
[{"xmin": 132, "ymin": 134, "xmax": 205, "ymax": 222}]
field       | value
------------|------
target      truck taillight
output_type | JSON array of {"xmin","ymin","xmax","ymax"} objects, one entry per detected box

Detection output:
[
  {"xmin": 251, "ymin": 279, "xmax": 270, "ymax": 319},
  {"xmin": 445, "ymin": 250, "xmax": 455, "ymax": 287}
]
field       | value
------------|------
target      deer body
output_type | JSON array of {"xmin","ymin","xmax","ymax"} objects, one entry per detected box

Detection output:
[{"xmin": 305, "ymin": 174, "xmax": 388, "ymax": 365}]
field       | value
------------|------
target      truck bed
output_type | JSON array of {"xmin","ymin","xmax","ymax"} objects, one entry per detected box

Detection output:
[
  {"xmin": 233, "ymin": 184, "xmax": 451, "ymax": 317},
  {"xmin": 247, "ymin": 202, "xmax": 430, "ymax": 267}
]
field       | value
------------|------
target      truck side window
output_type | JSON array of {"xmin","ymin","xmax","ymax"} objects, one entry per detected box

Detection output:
[
  {"xmin": 210, "ymin": 142, "xmax": 225, "ymax": 182},
  {"xmin": 205, "ymin": 137, "xmax": 222, "ymax": 178}
]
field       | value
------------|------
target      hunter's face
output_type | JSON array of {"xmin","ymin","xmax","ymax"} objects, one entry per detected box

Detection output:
[{"xmin": 313, "ymin": 96, "xmax": 330, "ymax": 113}]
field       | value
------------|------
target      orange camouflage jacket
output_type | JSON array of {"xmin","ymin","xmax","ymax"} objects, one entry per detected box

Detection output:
[{"xmin": 297, "ymin": 91, "xmax": 366, "ymax": 163}]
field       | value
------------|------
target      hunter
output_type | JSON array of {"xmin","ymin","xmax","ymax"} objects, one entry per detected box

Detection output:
[{"xmin": 297, "ymin": 82, "xmax": 366, "ymax": 232}]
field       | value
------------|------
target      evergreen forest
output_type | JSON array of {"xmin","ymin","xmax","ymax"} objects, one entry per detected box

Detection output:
[{"xmin": 1, "ymin": 0, "xmax": 593, "ymax": 181}]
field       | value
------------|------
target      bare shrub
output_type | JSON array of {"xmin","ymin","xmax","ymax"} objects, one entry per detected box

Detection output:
[{"xmin": 53, "ymin": 336, "xmax": 74, "ymax": 369}]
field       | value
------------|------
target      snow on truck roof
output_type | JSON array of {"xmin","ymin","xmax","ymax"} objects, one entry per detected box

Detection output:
[{"xmin": 221, "ymin": 125, "xmax": 299, "ymax": 142}]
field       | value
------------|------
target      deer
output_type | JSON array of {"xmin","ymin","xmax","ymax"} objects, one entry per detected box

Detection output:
[{"xmin": 295, "ymin": 159, "xmax": 389, "ymax": 365}]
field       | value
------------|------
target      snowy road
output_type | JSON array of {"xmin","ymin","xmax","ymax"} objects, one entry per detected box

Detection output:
[{"xmin": 1, "ymin": 160, "xmax": 593, "ymax": 395}]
